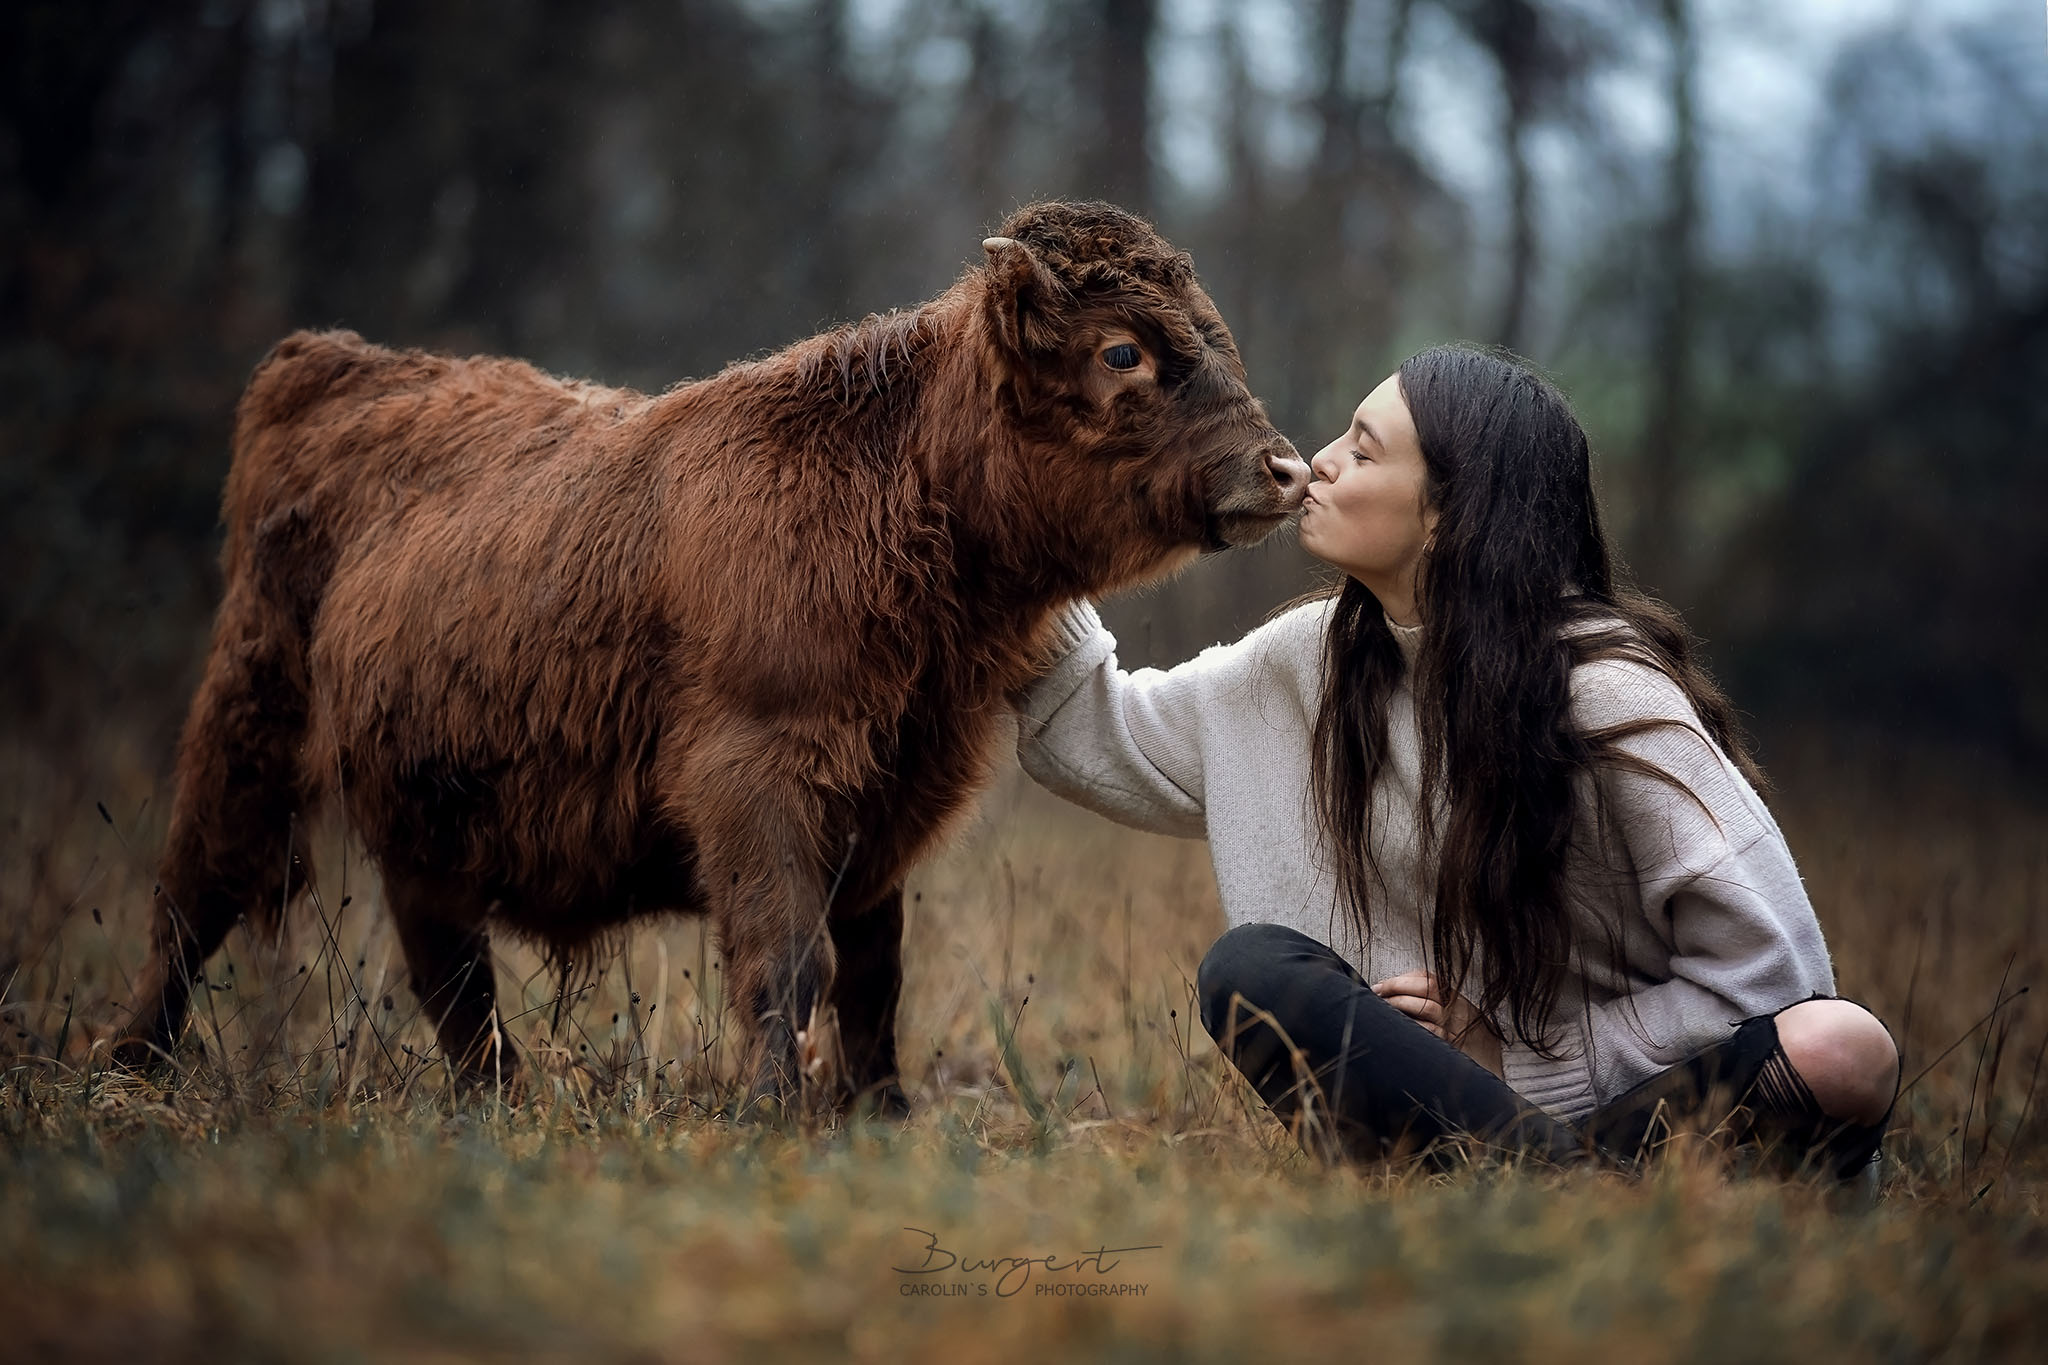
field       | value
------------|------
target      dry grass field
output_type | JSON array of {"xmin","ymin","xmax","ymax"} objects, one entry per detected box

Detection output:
[{"xmin": 3, "ymin": 727, "xmax": 2045, "ymax": 1363}]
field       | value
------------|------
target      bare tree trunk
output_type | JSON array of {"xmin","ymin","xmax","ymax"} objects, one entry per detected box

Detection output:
[
  {"xmin": 805, "ymin": 0, "xmax": 858, "ymax": 321},
  {"xmin": 1369, "ymin": 0, "xmax": 1419, "ymax": 347},
  {"xmin": 955, "ymin": 1, "xmax": 1015, "ymax": 231},
  {"xmin": 1496, "ymin": 82, "xmax": 1536, "ymax": 352},
  {"xmin": 1090, "ymin": 0, "xmax": 1157, "ymax": 212},
  {"xmin": 1379, "ymin": 0, "xmax": 1417, "ymax": 112},
  {"xmin": 1636, "ymin": 0, "xmax": 1699, "ymax": 596},
  {"xmin": 1313, "ymin": 0, "xmax": 1358, "ymax": 178},
  {"xmin": 1478, "ymin": 0, "xmax": 1542, "ymax": 352},
  {"xmin": 1217, "ymin": 15, "xmax": 1266, "ymax": 362}
]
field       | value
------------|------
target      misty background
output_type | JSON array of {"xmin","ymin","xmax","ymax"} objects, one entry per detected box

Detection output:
[{"xmin": 4, "ymin": 0, "xmax": 2044, "ymax": 787}]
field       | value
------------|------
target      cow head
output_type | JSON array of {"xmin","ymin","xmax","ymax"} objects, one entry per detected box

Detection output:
[{"xmin": 972, "ymin": 201, "xmax": 1308, "ymax": 593}]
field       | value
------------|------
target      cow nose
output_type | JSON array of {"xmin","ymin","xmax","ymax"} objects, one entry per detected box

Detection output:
[{"xmin": 1265, "ymin": 446, "xmax": 1311, "ymax": 500}]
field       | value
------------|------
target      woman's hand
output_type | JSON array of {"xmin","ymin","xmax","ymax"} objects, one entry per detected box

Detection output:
[{"xmin": 1370, "ymin": 971, "xmax": 1506, "ymax": 1079}]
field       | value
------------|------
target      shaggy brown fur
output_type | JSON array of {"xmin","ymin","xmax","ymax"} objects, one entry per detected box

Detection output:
[{"xmin": 114, "ymin": 201, "xmax": 1307, "ymax": 1113}]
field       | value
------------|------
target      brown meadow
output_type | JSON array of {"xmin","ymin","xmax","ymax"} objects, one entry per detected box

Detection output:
[{"xmin": 2, "ymin": 727, "xmax": 2044, "ymax": 1362}]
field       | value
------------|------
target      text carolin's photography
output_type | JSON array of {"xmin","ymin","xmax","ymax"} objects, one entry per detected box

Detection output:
[{"xmin": 893, "ymin": 1228, "xmax": 1160, "ymax": 1299}]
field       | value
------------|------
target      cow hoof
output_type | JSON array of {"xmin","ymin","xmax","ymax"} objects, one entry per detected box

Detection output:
[
  {"xmin": 733, "ymin": 1087, "xmax": 797, "ymax": 1128},
  {"xmin": 108, "ymin": 1036, "xmax": 169, "ymax": 1072},
  {"xmin": 848, "ymin": 1081, "xmax": 911, "ymax": 1121},
  {"xmin": 730, "ymin": 1061, "xmax": 795, "ymax": 1125},
  {"xmin": 450, "ymin": 1066, "xmax": 526, "ymax": 1104}
]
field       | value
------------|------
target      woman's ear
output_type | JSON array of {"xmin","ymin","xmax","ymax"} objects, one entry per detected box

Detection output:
[{"xmin": 981, "ymin": 236, "xmax": 1068, "ymax": 359}]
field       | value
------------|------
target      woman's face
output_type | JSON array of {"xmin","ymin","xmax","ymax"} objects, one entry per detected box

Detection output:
[{"xmin": 1300, "ymin": 372, "xmax": 1439, "ymax": 618}]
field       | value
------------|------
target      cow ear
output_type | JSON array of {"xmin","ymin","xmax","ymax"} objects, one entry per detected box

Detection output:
[{"xmin": 981, "ymin": 236, "xmax": 1066, "ymax": 359}]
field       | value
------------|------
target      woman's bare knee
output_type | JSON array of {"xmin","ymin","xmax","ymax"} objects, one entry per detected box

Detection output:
[{"xmin": 1773, "ymin": 999, "xmax": 1899, "ymax": 1125}]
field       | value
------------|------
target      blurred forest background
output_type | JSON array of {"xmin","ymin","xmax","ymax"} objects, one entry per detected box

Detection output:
[{"xmin": 3, "ymin": 0, "xmax": 2044, "ymax": 782}]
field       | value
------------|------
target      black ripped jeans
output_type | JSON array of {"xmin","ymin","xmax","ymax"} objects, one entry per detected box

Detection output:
[{"xmin": 1197, "ymin": 923, "xmax": 1896, "ymax": 1180}]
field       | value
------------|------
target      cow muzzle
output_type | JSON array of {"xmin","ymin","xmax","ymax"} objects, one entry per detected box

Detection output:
[{"xmin": 1207, "ymin": 437, "xmax": 1310, "ymax": 550}]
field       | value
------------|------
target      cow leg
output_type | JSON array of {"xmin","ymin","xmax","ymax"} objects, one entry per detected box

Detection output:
[
  {"xmin": 387, "ymin": 873, "xmax": 510, "ymax": 1087},
  {"xmin": 115, "ymin": 580, "xmax": 313, "ymax": 1070},
  {"xmin": 719, "ymin": 866, "xmax": 832, "ymax": 1123},
  {"xmin": 829, "ymin": 887, "xmax": 909, "ymax": 1117},
  {"xmin": 684, "ymin": 767, "xmax": 834, "ymax": 1122},
  {"xmin": 117, "ymin": 827, "xmax": 308, "ymax": 1071}
]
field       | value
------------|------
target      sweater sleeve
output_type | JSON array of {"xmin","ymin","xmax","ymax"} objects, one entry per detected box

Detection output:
[
  {"xmin": 1510, "ymin": 658, "xmax": 1837, "ymax": 1109},
  {"xmin": 1015, "ymin": 599, "xmax": 1287, "ymax": 839}
]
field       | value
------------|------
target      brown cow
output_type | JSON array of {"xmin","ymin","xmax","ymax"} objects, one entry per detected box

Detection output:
[{"xmin": 114, "ymin": 200, "xmax": 1308, "ymax": 1115}]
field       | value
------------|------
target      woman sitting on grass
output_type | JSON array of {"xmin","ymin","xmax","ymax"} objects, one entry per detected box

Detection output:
[{"xmin": 1017, "ymin": 342, "xmax": 1900, "ymax": 1180}]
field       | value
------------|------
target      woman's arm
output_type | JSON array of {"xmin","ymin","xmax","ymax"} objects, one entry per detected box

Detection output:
[
  {"xmin": 1015, "ymin": 599, "xmax": 1305, "ymax": 838},
  {"xmin": 1555, "ymin": 659, "xmax": 1836, "ymax": 1104}
]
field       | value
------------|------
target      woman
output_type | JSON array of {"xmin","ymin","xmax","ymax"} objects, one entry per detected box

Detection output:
[{"xmin": 1017, "ymin": 343, "xmax": 1899, "ymax": 1179}]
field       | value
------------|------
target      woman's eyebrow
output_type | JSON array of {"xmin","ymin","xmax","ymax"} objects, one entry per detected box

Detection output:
[{"xmin": 1357, "ymin": 417, "xmax": 1383, "ymax": 450}]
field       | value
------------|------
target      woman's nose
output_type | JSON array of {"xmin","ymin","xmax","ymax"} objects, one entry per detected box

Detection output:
[{"xmin": 1309, "ymin": 446, "xmax": 1338, "ymax": 483}]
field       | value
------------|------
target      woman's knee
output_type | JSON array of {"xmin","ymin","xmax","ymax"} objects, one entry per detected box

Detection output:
[
  {"xmin": 1772, "ymin": 998, "xmax": 1900, "ymax": 1126},
  {"xmin": 1197, "ymin": 923, "xmax": 1322, "ymax": 1039}
]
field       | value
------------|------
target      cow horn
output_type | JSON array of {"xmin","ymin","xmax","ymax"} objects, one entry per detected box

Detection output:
[{"xmin": 982, "ymin": 236, "xmax": 1019, "ymax": 254}]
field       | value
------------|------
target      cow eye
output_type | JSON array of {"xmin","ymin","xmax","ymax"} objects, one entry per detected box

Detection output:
[{"xmin": 1102, "ymin": 343, "xmax": 1142, "ymax": 371}]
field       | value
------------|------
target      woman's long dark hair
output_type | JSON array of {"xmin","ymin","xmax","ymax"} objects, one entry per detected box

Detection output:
[{"xmin": 1308, "ymin": 342, "xmax": 1765, "ymax": 1057}]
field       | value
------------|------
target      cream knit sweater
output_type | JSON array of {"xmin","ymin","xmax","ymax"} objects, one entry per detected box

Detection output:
[{"xmin": 1016, "ymin": 597, "xmax": 1836, "ymax": 1122}]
